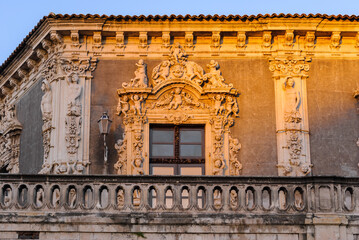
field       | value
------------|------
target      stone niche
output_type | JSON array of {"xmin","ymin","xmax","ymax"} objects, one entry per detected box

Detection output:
[{"xmin": 114, "ymin": 44, "xmax": 242, "ymax": 176}]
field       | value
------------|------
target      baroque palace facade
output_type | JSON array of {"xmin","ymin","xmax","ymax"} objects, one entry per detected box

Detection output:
[{"xmin": 0, "ymin": 13, "xmax": 358, "ymax": 239}]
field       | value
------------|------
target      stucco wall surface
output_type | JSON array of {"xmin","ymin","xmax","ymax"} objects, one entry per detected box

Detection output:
[
  {"xmin": 307, "ymin": 59, "xmax": 359, "ymax": 176},
  {"xmin": 16, "ymin": 80, "xmax": 43, "ymax": 174}
]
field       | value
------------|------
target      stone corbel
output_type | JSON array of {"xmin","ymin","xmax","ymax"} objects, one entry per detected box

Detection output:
[
  {"xmin": 92, "ymin": 32, "xmax": 103, "ymax": 53},
  {"xmin": 330, "ymin": 32, "xmax": 341, "ymax": 49},
  {"xmin": 116, "ymin": 31, "xmax": 125, "ymax": 49},
  {"xmin": 36, "ymin": 48, "xmax": 48, "ymax": 61},
  {"xmin": 185, "ymin": 32, "xmax": 194, "ymax": 49},
  {"xmin": 139, "ymin": 32, "xmax": 148, "ymax": 50},
  {"xmin": 262, "ymin": 31, "xmax": 272, "ymax": 49},
  {"xmin": 305, "ymin": 31, "xmax": 316, "ymax": 50},
  {"xmin": 284, "ymin": 30, "xmax": 294, "ymax": 48},
  {"xmin": 71, "ymin": 30, "xmax": 80, "ymax": 49},
  {"xmin": 355, "ymin": 32, "xmax": 359, "ymax": 48},
  {"xmin": 26, "ymin": 59, "xmax": 38, "ymax": 73},
  {"xmin": 161, "ymin": 31, "xmax": 170, "ymax": 49},
  {"xmin": 17, "ymin": 69, "xmax": 28, "ymax": 82},
  {"xmin": 236, "ymin": 31, "xmax": 246, "ymax": 49},
  {"xmin": 211, "ymin": 31, "xmax": 221, "ymax": 52}
]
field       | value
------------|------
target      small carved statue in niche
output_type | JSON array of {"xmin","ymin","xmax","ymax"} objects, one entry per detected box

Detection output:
[
  {"xmin": 133, "ymin": 188, "xmax": 141, "ymax": 207},
  {"xmin": 230, "ymin": 189, "xmax": 238, "ymax": 209},
  {"xmin": 117, "ymin": 189, "xmax": 125, "ymax": 208},
  {"xmin": 283, "ymin": 77, "xmax": 301, "ymax": 123},
  {"xmin": 131, "ymin": 95, "xmax": 143, "ymax": 115},
  {"xmin": 226, "ymin": 96, "xmax": 239, "ymax": 118},
  {"xmin": 3, "ymin": 187, "xmax": 12, "ymax": 207},
  {"xmin": 294, "ymin": 190, "xmax": 304, "ymax": 209},
  {"xmin": 124, "ymin": 59, "xmax": 148, "ymax": 88},
  {"xmin": 68, "ymin": 188, "xmax": 77, "ymax": 208},
  {"xmin": 169, "ymin": 88, "xmax": 183, "ymax": 110},
  {"xmin": 52, "ymin": 188, "xmax": 60, "ymax": 208},
  {"xmin": 132, "ymin": 155, "xmax": 144, "ymax": 175},
  {"xmin": 213, "ymin": 189, "xmax": 222, "ymax": 208},
  {"xmin": 66, "ymin": 73, "xmax": 82, "ymax": 112},
  {"xmin": 116, "ymin": 96, "xmax": 130, "ymax": 116},
  {"xmin": 213, "ymin": 95, "xmax": 225, "ymax": 115},
  {"xmin": 152, "ymin": 61, "xmax": 170, "ymax": 83},
  {"xmin": 35, "ymin": 188, "xmax": 44, "ymax": 207},
  {"xmin": 40, "ymin": 79, "xmax": 52, "ymax": 121}
]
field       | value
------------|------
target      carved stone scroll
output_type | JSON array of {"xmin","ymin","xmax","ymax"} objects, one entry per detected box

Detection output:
[
  {"xmin": 116, "ymin": 44, "xmax": 240, "ymax": 176},
  {"xmin": 269, "ymin": 56, "xmax": 312, "ymax": 176}
]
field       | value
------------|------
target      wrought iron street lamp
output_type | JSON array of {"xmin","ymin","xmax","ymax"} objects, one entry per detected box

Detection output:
[{"xmin": 98, "ymin": 112, "xmax": 112, "ymax": 174}]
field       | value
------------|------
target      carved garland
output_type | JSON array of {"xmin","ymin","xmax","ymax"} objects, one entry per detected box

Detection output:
[{"xmin": 115, "ymin": 44, "xmax": 241, "ymax": 175}]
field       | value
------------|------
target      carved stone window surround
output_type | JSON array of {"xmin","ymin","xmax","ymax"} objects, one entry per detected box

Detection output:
[{"xmin": 115, "ymin": 44, "xmax": 241, "ymax": 176}]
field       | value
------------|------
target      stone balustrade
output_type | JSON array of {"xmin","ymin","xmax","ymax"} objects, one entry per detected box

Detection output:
[{"xmin": 0, "ymin": 175, "xmax": 357, "ymax": 216}]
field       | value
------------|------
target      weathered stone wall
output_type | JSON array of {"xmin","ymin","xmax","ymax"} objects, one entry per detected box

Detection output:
[
  {"xmin": 90, "ymin": 58, "xmax": 277, "ymax": 175},
  {"xmin": 308, "ymin": 59, "xmax": 359, "ymax": 176},
  {"xmin": 16, "ymin": 80, "xmax": 43, "ymax": 174}
]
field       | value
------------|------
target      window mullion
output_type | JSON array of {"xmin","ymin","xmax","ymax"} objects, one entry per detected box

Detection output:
[{"xmin": 174, "ymin": 126, "xmax": 180, "ymax": 160}]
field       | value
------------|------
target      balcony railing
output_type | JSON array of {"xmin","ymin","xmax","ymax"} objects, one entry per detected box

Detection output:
[{"xmin": 0, "ymin": 175, "xmax": 357, "ymax": 216}]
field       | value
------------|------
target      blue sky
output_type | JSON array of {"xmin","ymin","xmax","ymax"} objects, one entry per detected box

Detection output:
[{"xmin": 1, "ymin": 0, "xmax": 358, "ymax": 65}]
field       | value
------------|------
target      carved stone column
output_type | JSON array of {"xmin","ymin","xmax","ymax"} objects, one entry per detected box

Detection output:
[
  {"xmin": 39, "ymin": 56, "xmax": 97, "ymax": 174},
  {"xmin": 269, "ymin": 56, "xmax": 313, "ymax": 176}
]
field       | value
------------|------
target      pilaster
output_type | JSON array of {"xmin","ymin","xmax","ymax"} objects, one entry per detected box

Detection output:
[{"xmin": 269, "ymin": 55, "xmax": 312, "ymax": 176}]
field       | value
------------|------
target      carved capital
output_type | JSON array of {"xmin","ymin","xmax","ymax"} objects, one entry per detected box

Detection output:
[{"xmin": 269, "ymin": 56, "xmax": 311, "ymax": 77}]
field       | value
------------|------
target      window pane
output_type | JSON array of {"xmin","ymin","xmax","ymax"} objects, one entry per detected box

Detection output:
[
  {"xmin": 152, "ymin": 167, "xmax": 174, "ymax": 175},
  {"xmin": 180, "ymin": 130, "xmax": 202, "ymax": 143},
  {"xmin": 180, "ymin": 144, "xmax": 202, "ymax": 157},
  {"xmin": 151, "ymin": 129, "xmax": 174, "ymax": 143},
  {"xmin": 151, "ymin": 144, "xmax": 174, "ymax": 157},
  {"xmin": 180, "ymin": 167, "xmax": 203, "ymax": 175}
]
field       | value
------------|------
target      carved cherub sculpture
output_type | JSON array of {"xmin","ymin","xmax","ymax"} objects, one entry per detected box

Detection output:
[
  {"xmin": 131, "ymin": 95, "xmax": 143, "ymax": 115},
  {"xmin": 213, "ymin": 158, "xmax": 225, "ymax": 175},
  {"xmin": 132, "ymin": 155, "xmax": 144, "ymax": 175},
  {"xmin": 213, "ymin": 95, "xmax": 225, "ymax": 115},
  {"xmin": 170, "ymin": 43, "xmax": 186, "ymax": 63},
  {"xmin": 226, "ymin": 96, "xmax": 239, "ymax": 118},
  {"xmin": 116, "ymin": 96, "xmax": 130, "ymax": 116},
  {"xmin": 124, "ymin": 59, "xmax": 148, "ymax": 88},
  {"xmin": 152, "ymin": 61, "xmax": 170, "ymax": 83},
  {"xmin": 206, "ymin": 60, "xmax": 225, "ymax": 87},
  {"xmin": 168, "ymin": 88, "xmax": 183, "ymax": 110}
]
